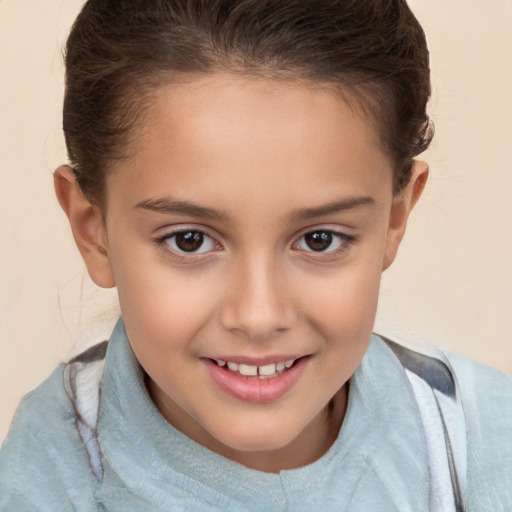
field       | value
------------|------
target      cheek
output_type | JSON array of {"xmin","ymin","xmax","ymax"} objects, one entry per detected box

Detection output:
[
  {"xmin": 295, "ymin": 252, "xmax": 383, "ymax": 383},
  {"xmin": 117, "ymin": 271, "xmax": 219, "ymax": 393},
  {"xmin": 110, "ymin": 248, "xmax": 221, "ymax": 356},
  {"xmin": 299, "ymin": 257, "xmax": 382, "ymax": 335},
  {"xmin": 315, "ymin": 285, "xmax": 380, "ymax": 393}
]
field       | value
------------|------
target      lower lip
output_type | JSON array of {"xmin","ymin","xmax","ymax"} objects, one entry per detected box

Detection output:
[{"xmin": 203, "ymin": 357, "xmax": 308, "ymax": 402}]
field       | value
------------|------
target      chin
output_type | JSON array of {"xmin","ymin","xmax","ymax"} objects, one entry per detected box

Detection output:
[
  {"xmin": 208, "ymin": 414, "xmax": 310, "ymax": 455},
  {"xmin": 223, "ymin": 431, "xmax": 292, "ymax": 453}
]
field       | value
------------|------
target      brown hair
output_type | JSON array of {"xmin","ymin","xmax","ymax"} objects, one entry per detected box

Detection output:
[{"xmin": 64, "ymin": 0, "xmax": 433, "ymax": 205}]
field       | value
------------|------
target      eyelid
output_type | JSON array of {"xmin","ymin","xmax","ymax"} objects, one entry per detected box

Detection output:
[
  {"xmin": 153, "ymin": 225, "xmax": 222, "ymax": 258},
  {"xmin": 292, "ymin": 227, "xmax": 356, "ymax": 255}
]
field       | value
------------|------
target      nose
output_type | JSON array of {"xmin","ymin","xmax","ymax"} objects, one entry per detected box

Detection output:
[{"xmin": 219, "ymin": 253, "xmax": 298, "ymax": 342}]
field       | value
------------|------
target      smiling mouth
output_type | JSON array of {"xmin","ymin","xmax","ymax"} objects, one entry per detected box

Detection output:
[
  {"xmin": 211, "ymin": 357, "xmax": 301, "ymax": 379},
  {"xmin": 204, "ymin": 355, "xmax": 308, "ymax": 402}
]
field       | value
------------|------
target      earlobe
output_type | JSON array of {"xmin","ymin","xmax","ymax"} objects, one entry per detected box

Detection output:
[
  {"xmin": 54, "ymin": 165, "xmax": 115, "ymax": 288},
  {"xmin": 382, "ymin": 161, "xmax": 429, "ymax": 270}
]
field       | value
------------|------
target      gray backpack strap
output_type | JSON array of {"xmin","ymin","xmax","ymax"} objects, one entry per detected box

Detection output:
[
  {"xmin": 381, "ymin": 336, "xmax": 468, "ymax": 512},
  {"xmin": 63, "ymin": 341, "xmax": 108, "ymax": 482}
]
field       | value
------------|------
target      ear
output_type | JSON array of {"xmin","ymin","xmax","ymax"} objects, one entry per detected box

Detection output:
[
  {"xmin": 382, "ymin": 161, "xmax": 429, "ymax": 270},
  {"xmin": 54, "ymin": 165, "xmax": 115, "ymax": 288}
]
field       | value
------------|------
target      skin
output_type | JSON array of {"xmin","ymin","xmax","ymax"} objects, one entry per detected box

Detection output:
[{"xmin": 55, "ymin": 73, "xmax": 427, "ymax": 473}]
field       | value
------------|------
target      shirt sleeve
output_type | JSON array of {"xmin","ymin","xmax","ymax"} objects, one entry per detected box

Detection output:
[
  {"xmin": 444, "ymin": 351, "xmax": 512, "ymax": 509},
  {"xmin": 0, "ymin": 365, "xmax": 98, "ymax": 512}
]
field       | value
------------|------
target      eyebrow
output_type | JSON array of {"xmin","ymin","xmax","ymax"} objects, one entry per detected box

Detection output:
[
  {"xmin": 134, "ymin": 195, "xmax": 375, "ymax": 222},
  {"xmin": 134, "ymin": 197, "xmax": 229, "ymax": 221},
  {"xmin": 289, "ymin": 195, "xmax": 376, "ymax": 221}
]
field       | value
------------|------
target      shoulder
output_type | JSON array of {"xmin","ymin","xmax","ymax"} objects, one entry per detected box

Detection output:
[
  {"xmin": 0, "ymin": 364, "xmax": 97, "ymax": 511},
  {"xmin": 444, "ymin": 350, "xmax": 512, "ymax": 427},
  {"xmin": 443, "ymin": 351, "xmax": 512, "ymax": 507}
]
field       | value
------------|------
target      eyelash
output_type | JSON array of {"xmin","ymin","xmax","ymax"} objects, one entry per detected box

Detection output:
[
  {"xmin": 154, "ymin": 228, "xmax": 219, "ymax": 259},
  {"xmin": 154, "ymin": 227, "xmax": 356, "ymax": 259},
  {"xmin": 293, "ymin": 229, "xmax": 355, "ymax": 256}
]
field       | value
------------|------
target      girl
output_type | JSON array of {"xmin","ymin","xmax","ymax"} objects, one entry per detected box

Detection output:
[{"xmin": 1, "ymin": 1, "xmax": 511, "ymax": 510}]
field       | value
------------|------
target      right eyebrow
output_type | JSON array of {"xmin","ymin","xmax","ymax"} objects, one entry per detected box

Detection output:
[
  {"xmin": 289, "ymin": 195, "xmax": 376, "ymax": 221},
  {"xmin": 134, "ymin": 197, "xmax": 229, "ymax": 222}
]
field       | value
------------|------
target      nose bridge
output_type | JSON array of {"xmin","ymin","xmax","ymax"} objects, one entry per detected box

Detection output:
[{"xmin": 220, "ymin": 249, "xmax": 296, "ymax": 340}]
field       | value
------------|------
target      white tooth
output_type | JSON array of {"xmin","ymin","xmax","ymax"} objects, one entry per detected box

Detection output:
[
  {"xmin": 284, "ymin": 359, "xmax": 295, "ymax": 369},
  {"xmin": 217, "ymin": 359, "xmax": 226, "ymax": 367},
  {"xmin": 276, "ymin": 362, "xmax": 285, "ymax": 372},
  {"xmin": 258, "ymin": 363, "xmax": 276, "ymax": 376},
  {"xmin": 227, "ymin": 362, "xmax": 239, "ymax": 372},
  {"xmin": 239, "ymin": 364, "xmax": 258, "ymax": 376}
]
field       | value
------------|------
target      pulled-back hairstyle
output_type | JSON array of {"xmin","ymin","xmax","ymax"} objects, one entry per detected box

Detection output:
[{"xmin": 64, "ymin": 0, "xmax": 433, "ymax": 205}]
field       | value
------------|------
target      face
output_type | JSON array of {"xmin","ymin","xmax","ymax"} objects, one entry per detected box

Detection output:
[{"xmin": 64, "ymin": 74, "xmax": 423, "ymax": 472}]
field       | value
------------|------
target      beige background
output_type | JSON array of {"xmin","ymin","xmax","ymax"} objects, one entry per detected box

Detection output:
[{"xmin": 1, "ymin": 0, "xmax": 511, "ymax": 442}]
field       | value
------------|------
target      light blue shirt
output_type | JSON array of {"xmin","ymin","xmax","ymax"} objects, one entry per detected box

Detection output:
[{"xmin": 1, "ymin": 320, "xmax": 511, "ymax": 511}]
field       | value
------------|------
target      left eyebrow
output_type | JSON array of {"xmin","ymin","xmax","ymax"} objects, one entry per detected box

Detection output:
[
  {"xmin": 289, "ymin": 196, "xmax": 376, "ymax": 221},
  {"xmin": 134, "ymin": 197, "xmax": 229, "ymax": 222}
]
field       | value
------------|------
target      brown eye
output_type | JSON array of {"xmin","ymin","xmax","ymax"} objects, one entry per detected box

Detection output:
[
  {"xmin": 296, "ymin": 230, "xmax": 350, "ymax": 253},
  {"xmin": 165, "ymin": 230, "xmax": 216, "ymax": 254},
  {"xmin": 304, "ymin": 231, "xmax": 333, "ymax": 251},
  {"xmin": 175, "ymin": 232, "xmax": 204, "ymax": 252}
]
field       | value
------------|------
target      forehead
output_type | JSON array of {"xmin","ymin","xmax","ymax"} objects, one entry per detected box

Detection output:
[{"xmin": 106, "ymin": 73, "xmax": 393, "ymax": 211}]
